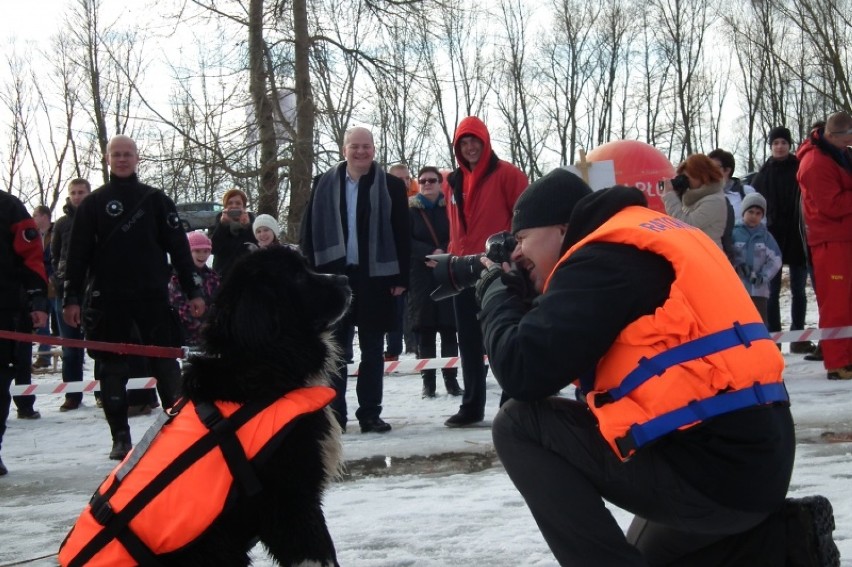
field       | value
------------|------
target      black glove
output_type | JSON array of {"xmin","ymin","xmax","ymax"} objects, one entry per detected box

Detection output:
[
  {"xmin": 735, "ymin": 264, "xmax": 750, "ymax": 279},
  {"xmin": 475, "ymin": 265, "xmax": 503, "ymax": 308},
  {"xmin": 750, "ymin": 272, "xmax": 765, "ymax": 286},
  {"xmin": 501, "ymin": 267, "xmax": 532, "ymax": 300}
]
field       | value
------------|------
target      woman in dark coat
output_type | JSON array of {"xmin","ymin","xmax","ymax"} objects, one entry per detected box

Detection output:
[{"xmin": 408, "ymin": 167, "xmax": 462, "ymax": 398}]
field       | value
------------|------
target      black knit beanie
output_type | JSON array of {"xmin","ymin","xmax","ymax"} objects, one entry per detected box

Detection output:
[
  {"xmin": 511, "ymin": 168, "xmax": 593, "ymax": 233},
  {"xmin": 767, "ymin": 126, "xmax": 792, "ymax": 146}
]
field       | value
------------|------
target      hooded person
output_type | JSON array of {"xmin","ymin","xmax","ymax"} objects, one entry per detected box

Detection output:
[
  {"xmin": 474, "ymin": 170, "xmax": 838, "ymax": 566},
  {"xmin": 441, "ymin": 116, "xmax": 528, "ymax": 428}
]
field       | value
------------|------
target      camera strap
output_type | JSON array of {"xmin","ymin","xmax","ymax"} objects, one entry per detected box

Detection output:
[{"xmin": 418, "ymin": 209, "xmax": 441, "ymax": 249}]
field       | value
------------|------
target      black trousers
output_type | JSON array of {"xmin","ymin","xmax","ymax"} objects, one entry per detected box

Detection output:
[
  {"xmin": 452, "ymin": 288, "xmax": 486, "ymax": 417},
  {"xmin": 0, "ymin": 310, "xmax": 16, "ymax": 453},
  {"xmin": 85, "ymin": 298, "xmax": 181, "ymax": 438},
  {"xmin": 492, "ymin": 398, "xmax": 789, "ymax": 566}
]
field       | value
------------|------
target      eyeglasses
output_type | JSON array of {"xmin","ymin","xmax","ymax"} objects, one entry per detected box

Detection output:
[
  {"xmin": 419, "ymin": 178, "xmax": 440, "ymax": 184},
  {"xmin": 109, "ymin": 152, "xmax": 136, "ymax": 159},
  {"xmin": 829, "ymin": 129, "xmax": 852, "ymax": 135}
]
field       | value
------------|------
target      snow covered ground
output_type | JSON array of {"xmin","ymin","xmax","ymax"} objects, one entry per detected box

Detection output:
[{"xmin": 1, "ymin": 277, "xmax": 849, "ymax": 566}]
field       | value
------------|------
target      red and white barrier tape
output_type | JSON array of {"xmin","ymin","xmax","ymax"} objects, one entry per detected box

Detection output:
[
  {"xmin": 9, "ymin": 326, "xmax": 851, "ymax": 393},
  {"xmin": 10, "ymin": 378, "xmax": 157, "ymax": 396},
  {"xmin": 769, "ymin": 327, "xmax": 852, "ymax": 343}
]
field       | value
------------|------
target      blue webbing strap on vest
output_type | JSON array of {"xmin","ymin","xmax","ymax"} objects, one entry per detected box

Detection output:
[
  {"xmin": 594, "ymin": 321, "xmax": 770, "ymax": 407},
  {"xmin": 614, "ymin": 381, "xmax": 789, "ymax": 459}
]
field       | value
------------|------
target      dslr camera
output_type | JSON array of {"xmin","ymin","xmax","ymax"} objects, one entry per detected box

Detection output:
[
  {"xmin": 428, "ymin": 231, "xmax": 517, "ymax": 301},
  {"xmin": 669, "ymin": 174, "xmax": 690, "ymax": 196},
  {"xmin": 657, "ymin": 174, "xmax": 690, "ymax": 196}
]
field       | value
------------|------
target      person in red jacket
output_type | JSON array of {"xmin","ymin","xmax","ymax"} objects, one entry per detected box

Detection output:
[
  {"xmin": 443, "ymin": 116, "xmax": 528, "ymax": 427},
  {"xmin": 796, "ymin": 111, "xmax": 852, "ymax": 380}
]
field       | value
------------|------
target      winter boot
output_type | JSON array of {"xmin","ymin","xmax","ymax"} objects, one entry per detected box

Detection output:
[
  {"xmin": 804, "ymin": 342, "xmax": 824, "ymax": 361},
  {"xmin": 0, "ymin": 455, "xmax": 7, "ymax": 476},
  {"xmin": 421, "ymin": 371, "xmax": 437, "ymax": 399},
  {"xmin": 443, "ymin": 371, "xmax": 463, "ymax": 397},
  {"xmin": 784, "ymin": 495, "xmax": 840, "ymax": 566},
  {"xmin": 826, "ymin": 365, "xmax": 852, "ymax": 380},
  {"xmin": 790, "ymin": 341, "xmax": 816, "ymax": 354},
  {"xmin": 109, "ymin": 430, "xmax": 132, "ymax": 461}
]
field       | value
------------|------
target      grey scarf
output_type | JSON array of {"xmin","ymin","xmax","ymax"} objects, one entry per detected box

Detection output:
[{"xmin": 310, "ymin": 161, "xmax": 400, "ymax": 277}]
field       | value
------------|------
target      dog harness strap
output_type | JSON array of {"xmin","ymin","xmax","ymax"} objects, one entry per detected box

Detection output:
[
  {"xmin": 115, "ymin": 528, "xmax": 165, "ymax": 566},
  {"xmin": 196, "ymin": 401, "xmax": 264, "ymax": 497},
  {"xmin": 115, "ymin": 408, "xmax": 175, "ymax": 483},
  {"xmin": 68, "ymin": 401, "xmax": 272, "ymax": 566}
]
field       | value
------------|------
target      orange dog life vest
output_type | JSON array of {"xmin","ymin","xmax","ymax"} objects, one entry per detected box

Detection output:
[
  {"xmin": 544, "ymin": 206, "xmax": 787, "ymax": 460},
  {"xmin": 58, "ymin": 386, "xmax": 336, "ymax": 566}
]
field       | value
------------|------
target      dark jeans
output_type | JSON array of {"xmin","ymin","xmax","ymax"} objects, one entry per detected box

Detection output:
[
  {"xmin": 453, "ymin": 288, "xmax": 486, "ymax": 418},
  {"xmin": 331, "ymin": 317, "xmax": 385, "ymax": 427},
  {"xmin": 53, "ymin": 298, "xmax": 84, "ymax": 403},
  {"xmin": 768, "ymin": 264, "xmax": 808, "ymax": 332},
  {"xmin": 492, "ymin": 398, "xmax": 788, "ymax": 566},
  {"xmin": 384, "ymin": 294, "xmax": 405, "ymax": 357},
  {"xmin": 417, "ymin": 328, "xmax": 458, "ymax": 379},
  {"xmin": 34, "ymin": 299, "xmax": 55, "ymax": 359}
]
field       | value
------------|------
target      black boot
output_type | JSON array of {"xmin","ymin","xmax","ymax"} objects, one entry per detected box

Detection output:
[
  {"xmin": 784, "ymin": 495, "xmax": 840, "ymax": 566},
  {"xmin": 421, "ymin": 371, "xmax": 437, "ymax": 399},
  {"xmin": 0, "ymin": 455, "xmax": 7, "ymax": 476},
  {"xmin": 790, "ymin": 341, "xmax": 816, "ymax": 354},
  {"xmin": 109, "ymin": 430, "xmax": 132, "ymax": 461},
  {"xmin": 443, "ymin": 371, "xmax": 463, "ymax": 396}
]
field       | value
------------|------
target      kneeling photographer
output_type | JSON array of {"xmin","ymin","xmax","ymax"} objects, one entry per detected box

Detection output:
[{"xmin": 474, "ymin": 168, "xmax": 837, "ymax": 566}]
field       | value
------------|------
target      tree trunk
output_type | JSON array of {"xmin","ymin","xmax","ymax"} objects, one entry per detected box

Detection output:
[
  {"xmin": 249, "ymin": 0, "xmax": 279, "ymax": 217},
  {"xmin": 286, "ymin": 0, "xmax": 315, "ymax": 243}
]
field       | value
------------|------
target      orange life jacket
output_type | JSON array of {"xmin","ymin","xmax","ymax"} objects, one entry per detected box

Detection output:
[
  {"xmin": 544, "ymin": 206, "xmax": 787, "ymax": 461},
  {"xmin": 58, "ymin": 386, "xmax": 336, "ymax": 567}
]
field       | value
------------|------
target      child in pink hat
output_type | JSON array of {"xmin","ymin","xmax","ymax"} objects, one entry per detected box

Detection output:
[{"xmin": 168, "ymin": 231, "xmax": 221, "ymax": 346}]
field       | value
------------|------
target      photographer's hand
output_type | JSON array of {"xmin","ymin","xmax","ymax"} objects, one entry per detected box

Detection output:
[
  {"xmin": 501, "ymin": 267, "xmax": 532, "ymax": 299},
  {"xmin": 475, "ymin": 263, "xmax": 504, "ymax": 308}
]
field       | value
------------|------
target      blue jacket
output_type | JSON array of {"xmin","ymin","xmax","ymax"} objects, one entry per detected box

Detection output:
[{"xmin": 731, "ymin": 221, "xmax": 782, "ymax": 298}]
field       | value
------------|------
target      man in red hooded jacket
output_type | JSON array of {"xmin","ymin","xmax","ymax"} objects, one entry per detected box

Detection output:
[
  {"xmin": 443, "ymin": 116, "xmax": 528, "ymax": 427},
  {"xmin": 796, "ymin": 111, "xmax": 852, "ymax": 380}
]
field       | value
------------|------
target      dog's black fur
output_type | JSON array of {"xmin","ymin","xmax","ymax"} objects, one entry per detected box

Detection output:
[{"xmin": 159, "ymin": 246, "xmax": 350, "ymax": 566}]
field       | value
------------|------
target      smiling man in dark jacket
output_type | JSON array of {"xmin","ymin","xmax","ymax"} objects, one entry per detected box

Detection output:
[
  {"xmin": 475, "ymin": 169, "xmax": 838, "ymax": 566},
  {"xmin": 300, "ymin": 126, "xmax": 410, "ymax": 434},
  {"xmin": 63, "ymin": 135, "xmax": 205, "ymax": 460}
]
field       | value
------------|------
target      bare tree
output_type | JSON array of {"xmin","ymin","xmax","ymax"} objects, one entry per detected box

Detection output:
[
  {"xmin": 492, "ymin": 0, "xmax": 547, "ymax": 178},
  {"xmin": 539, "ymin": 0, "xmax": 600, "ymax": 165},
  {"xmin": 590, "ymin": 0, "xmax": 635, "ymax": 146},
  {"xmin": 419, "ymin": 0, "xmax": 493, "ymax": 165},
  {"xmin": 650, "ymin": 0, "xmax": 716, "ymax": 156},
  {"xmin": 0, "ymin": 54, "xmax": 30, "ymax": 200}
]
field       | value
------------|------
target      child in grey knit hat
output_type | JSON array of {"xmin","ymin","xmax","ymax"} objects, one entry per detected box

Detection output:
[{"xmin": 731, "ymin": 192, "xmax": 783, "ymax": 325}]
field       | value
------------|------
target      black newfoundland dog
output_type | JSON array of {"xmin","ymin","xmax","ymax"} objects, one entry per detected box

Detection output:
[{"xmin": 59, "ymin": 246, "xmax": 350, "ymax": 567}]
